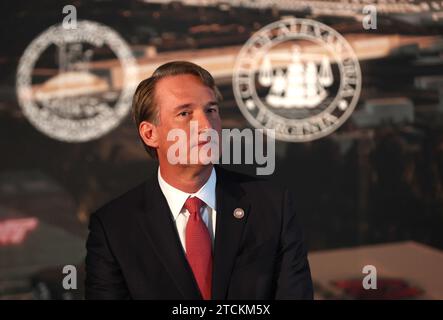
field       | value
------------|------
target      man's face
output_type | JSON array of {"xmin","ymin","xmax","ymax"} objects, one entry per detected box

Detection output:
[{"xmin": 154, "ymin": 74, "xmax": 222, "ymax": 166}]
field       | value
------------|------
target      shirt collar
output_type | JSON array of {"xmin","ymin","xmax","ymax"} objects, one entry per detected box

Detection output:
[{"xmin": 158, "ymin": 167, "xmax": 217, "ymax": 221}]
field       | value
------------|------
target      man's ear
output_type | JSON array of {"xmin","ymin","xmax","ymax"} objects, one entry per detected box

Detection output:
[{"xmin": 139, "ymin": 121, "xmax": 159, "ymax": 149}]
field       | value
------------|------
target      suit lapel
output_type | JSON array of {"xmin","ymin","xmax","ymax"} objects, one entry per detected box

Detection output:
[
  {"xmin": 212, "ymin": 167, "xmax": 250, "ymax": 299},
  {"xmin": 135, "ymin": 175, "xmax": 201, "ymax": 299}
]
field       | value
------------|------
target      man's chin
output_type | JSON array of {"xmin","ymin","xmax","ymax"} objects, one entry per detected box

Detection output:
[
  {"xmin": 171, "ymin": 163, "xmax": 215, "ymax": 171},
  {"xmin": 184, "ymin": 158, "xmax": 217, "ymax": 166}
]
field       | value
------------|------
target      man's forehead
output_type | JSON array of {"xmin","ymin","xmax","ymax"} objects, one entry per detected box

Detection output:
[{"xmin": 156, "ymin": 74, "xmax": 215, "ymax": 103}]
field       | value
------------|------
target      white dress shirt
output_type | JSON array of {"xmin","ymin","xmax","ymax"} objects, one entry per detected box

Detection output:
[{"xmin": 158, "ymin": 167, "xmax": 217, "ymax": 252}]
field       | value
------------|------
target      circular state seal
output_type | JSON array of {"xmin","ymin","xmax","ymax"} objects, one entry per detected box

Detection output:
[
  {"xmin": 233, "ymin": 18, "xmax": 361, "ymax": 142},
  {"xmin": 16, "ymin": 20, "xmax": 137, "ymax": 142}
]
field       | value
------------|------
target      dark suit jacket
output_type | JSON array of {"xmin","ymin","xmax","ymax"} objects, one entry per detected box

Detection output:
[{"xmin": 85, "ymin": 166, "xmax": 313, "ymax": 299}]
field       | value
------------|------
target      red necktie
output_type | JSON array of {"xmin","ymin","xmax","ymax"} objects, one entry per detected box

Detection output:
[{"xmin": 184, "ymin": 196, "xmax": 212, "ymax": 300}]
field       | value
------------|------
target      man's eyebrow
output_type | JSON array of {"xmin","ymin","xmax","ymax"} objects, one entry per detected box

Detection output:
[
  {"xmin": 173, "ymin": 101, "xmax": 218, "ymax": 112},
  {"xmin": 205, "ymin": 101, "xmax": 219, "ymax": 107},
  {"xmin": 173, "ymin": 103, "xmax": 193, "ymax": 112}
]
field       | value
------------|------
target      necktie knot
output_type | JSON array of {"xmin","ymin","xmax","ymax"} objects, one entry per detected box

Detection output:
[{"xmin": 184, "ymin": 197, "xmax": 204, "ymax": 216}]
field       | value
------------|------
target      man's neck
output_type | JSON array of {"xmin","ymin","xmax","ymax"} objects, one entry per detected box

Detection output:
[{"xmin": 159, "ymin": 164, "xmax": 213, "ymax": 194}]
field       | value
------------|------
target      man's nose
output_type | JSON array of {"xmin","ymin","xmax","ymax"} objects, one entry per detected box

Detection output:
[{"xmin": 195, "ymin": 111, "xmax": 212, "ymax": 133}]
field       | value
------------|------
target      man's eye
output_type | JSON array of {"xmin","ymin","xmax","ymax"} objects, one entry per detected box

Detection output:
[
  {"xmin": 178, "ymin": 111, "xmax": 190, "ymax": 117},
  {"xmin": 207, "ymin": 107, "xmax": 218, "ymax": 113}
]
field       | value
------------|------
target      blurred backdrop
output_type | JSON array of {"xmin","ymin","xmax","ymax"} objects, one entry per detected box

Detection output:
[{"xmin": 1, "ymin": 0, "xmax": 443, "ymax": 299}]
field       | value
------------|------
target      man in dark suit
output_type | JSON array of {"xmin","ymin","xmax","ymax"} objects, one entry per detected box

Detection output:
[{"xmin": 85, "ymin": 61, "xmax": 313, "ymax": 300}]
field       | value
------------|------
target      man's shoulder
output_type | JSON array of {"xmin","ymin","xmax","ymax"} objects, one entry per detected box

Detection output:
[
  {"xmin": 216, "ymin": 166, "xmax": 286, "ymax": 197},
  {"xmin": 90, "ymin": 180, "xmax": 148, "ymax": 223}
]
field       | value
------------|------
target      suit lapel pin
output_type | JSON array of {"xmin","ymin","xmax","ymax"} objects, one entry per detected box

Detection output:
[{"xmin": 233, "ymin": 208, "xmax": 244, "ymax": 219}]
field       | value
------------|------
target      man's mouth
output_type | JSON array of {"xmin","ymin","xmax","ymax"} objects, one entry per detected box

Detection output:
[{"xmin": 197, "ymin": 140, "xmax": 210, "ymax": 146}]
